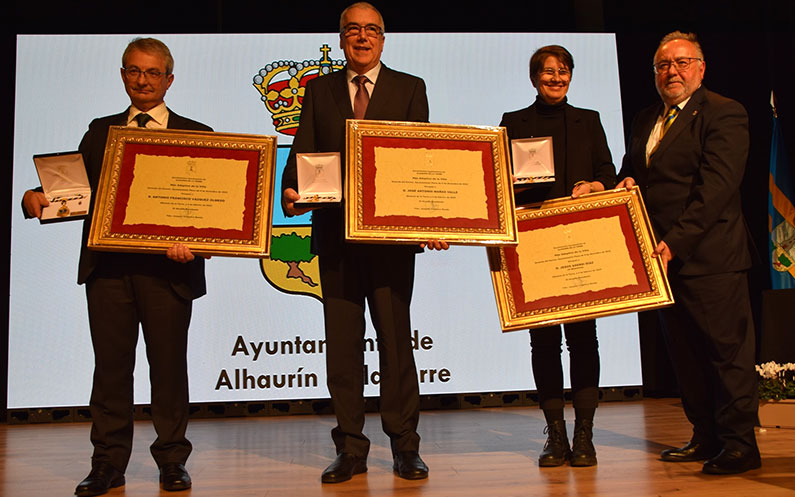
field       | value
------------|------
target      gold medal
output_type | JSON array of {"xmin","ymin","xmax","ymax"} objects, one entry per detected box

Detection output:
[{"xmin": 57, "ymin": 199, "xmax": 70, "ymax": 217}]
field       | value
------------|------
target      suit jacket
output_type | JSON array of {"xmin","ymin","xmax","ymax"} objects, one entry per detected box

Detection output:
[
  {"xmin": 282, "ymin": 64, "xmax": 429, "ymax": 256},
  {"xmin": 618, "ymin": 86, "xmax": 753, "ymax": 276},
  {"xmin": 76, "ymin": 108, "xmax": 211, "ymax": 299},
  {"xmin": 500, "ymin": 101, "xmax": 616, "ymax": 206}
]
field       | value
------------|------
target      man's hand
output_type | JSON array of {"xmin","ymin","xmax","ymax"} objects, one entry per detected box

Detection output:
[
  {"xmin": 420, "ymin": 240, "xmax": 449, "ymax": 251},
  {"xmin": 22, "ymin": 190, "xmax": 49, "ymax": 218},
  {"xmin": 166, "ymin": 243, "xmax": 196, "ymax": 263},
  {"xmin": 571, "ymin": 180, "xmax": 605, "ymax": 199},
  {"xmin": 283, "ymin": 188, "xmax": 314, "ymax": 217},
  {"xmin": 615, "ymin": 177, "xmax": 636, "ymax": 190},
  {"xmin": 653, "ymin": 240, "xmax": 674, "ymax": 273}
]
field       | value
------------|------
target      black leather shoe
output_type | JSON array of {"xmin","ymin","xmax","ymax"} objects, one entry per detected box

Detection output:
[
  {"xmin": 660, "ymin": 441, "xmax": 719, "ymax": 462},
  {"xmin": 393, "ymin": 451, "xmax": 429, "ymax": 480},
  {"xmin": 571, "ymin": 419, "xmax": 597, "ymax": 467},
  {"xmin": 321, "ymin": 453, "xmax": 367, "ymax": 483},
  {"xmin": 160, "ymin": 463, "xmax": 192, "ymax": 491},
  {"xmin": 538, "ymin": 420, "xmax": 571, "ymax": 467},
  {"xmin": 702, "ymin": 449, "xmax": 761, "ymax": 475},
  {"xmin": 74, "ymin": 462, "xmax": 125, "ymax": 497}
]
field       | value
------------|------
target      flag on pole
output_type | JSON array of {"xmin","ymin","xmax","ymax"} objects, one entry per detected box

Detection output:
[{"xmin": 768, "ymin": 91, "xmax": 795, "ymax": 289}]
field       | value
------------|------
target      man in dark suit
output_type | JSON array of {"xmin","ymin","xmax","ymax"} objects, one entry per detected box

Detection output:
[
  {"xmin": 282, "ymin": 2, "xmax": 446, "ymax": 484},
  {"xmin": 617, "ymin": 31, "xmax": 760, "ymax": 475},
  {"xmin": 23, "ymin": 38, "xmax": 209, "ymax": 496}
]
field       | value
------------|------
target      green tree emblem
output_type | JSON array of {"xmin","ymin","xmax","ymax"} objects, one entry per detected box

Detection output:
[{"xmin": 269, "ymin": 232, "xmax": 318, "ymax": 287}]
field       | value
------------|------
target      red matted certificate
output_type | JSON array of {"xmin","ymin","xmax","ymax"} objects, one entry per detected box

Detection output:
[
  {"xmin": 345, "ymin": 120, "xmax": 517, "ymax": 245},
  {"xmin": 488, "ymin": 187, "xmax": 673, "ymax": 331},
  {"xmin": 88, "ymin": 126, "xmax": 276, "ymax": 258}
]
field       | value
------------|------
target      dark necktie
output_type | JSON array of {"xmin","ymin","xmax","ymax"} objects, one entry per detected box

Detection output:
[
  {"xmin": 134, "ymin": 113, "xmax": 152, "ymax": 128},
  {"xmin": 353, "ymin": 75, "xmax": 370, "ymax": 119}
]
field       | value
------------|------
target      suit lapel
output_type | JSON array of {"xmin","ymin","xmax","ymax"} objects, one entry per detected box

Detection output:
[
  {"xmin": 365, "ymin": 65, "xmax": 393, "ymax": 119},
  {"xmin": 640, "ymin": 104, "xmax": 661, "ymax": 145},
  {"xmin": 651, "ymin": 87, "xmax": 705, "ymax": 159},
  {"xmin": 563, "ymin": 105, "xmax": 583, "ymax": 186},
  {"xmin": 166, "ymin": 108, "xmax": 178, "ymax": 129},
  {"xmin": 113, "ymin": 109, "xmax": 129, "ymax": 126},
  {"xmin": 641, "ymin": 103, "xmax": 664, "ymax": 167},
  {"xmin": 330, "ymin": 69, "xmax": 354, "ymax": 120},
  {"xmin": 520, "ymin": 105, "xmax": 536, "ymax": 134}
]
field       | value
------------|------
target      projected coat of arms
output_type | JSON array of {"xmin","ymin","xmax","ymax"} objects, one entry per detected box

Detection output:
[{"xmin": 252, "ymin": 45, "xmax": 345, "ymax": 300}]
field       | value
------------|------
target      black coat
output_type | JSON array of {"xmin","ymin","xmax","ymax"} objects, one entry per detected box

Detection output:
[
  {"xmin": 618, "ymin": 86, "xmax": 754, "ymax": 276},
  {"xmin": 500, "ymin": 101, "xmax": 616, "ymax": 206},
  {"xmin": 281, "ymin": 65, "xmax": 429, "ymax": 257},
  {"xmin": 76, "ymin": 109, "xmax": 211, "ymax": 299}
]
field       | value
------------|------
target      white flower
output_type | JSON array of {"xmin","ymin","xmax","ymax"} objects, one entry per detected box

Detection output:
[{"xmin": 756, "ymin": 361, "xmax": 795, "ymax": 379}]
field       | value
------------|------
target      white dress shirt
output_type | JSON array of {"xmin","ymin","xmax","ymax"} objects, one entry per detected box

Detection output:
[
  {"xmin": 345, "ymin": 63, "xmax": 382, "ymax": 110},
  {"xmin": 127, "ymin": 102, "xmax": 169, "ymax": 129}
]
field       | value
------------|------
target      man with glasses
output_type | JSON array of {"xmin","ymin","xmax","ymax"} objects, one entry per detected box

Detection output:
[
  {"xmin": 617, "ymin": 31, "xmax": 760, "ymax": 475},
  {"xmin": 22, "ymin": 37, "xmax": 210, "ymax": 495},
  {"xmin": 282, "ymin": 1, "xmax": 445, "ymax": 484}
]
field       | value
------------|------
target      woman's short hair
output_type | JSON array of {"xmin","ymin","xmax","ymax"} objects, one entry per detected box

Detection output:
[{"xmin": 529, "ymin": 45, "xmax": 574, "ymax": 83}]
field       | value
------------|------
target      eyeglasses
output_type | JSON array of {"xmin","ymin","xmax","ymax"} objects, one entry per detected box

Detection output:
[
  {"xmin": 653, "ymin": 57, "xmax": 702, "ymax": 74},
  {"xmin": 341, "ymin": 23, "xmax": 384, "ymax": 38},
  {"xmin": 122, "ymin": 66, "xmax": 167, "ymax": 80},
  {"xmin": 538, "ymin": 68, "xmax": 571, "ymax": 79}
]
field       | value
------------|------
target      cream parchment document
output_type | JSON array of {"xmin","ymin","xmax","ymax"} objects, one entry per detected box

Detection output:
[
  {"xmin": 516, "ymin": 216, "xmax": 638, "ymax": 302},
  {"xmin": 372, "ymin": 147, "xmax": 488, "ymax": 220},
  {"xmin": 124, "ymin": 155, "xmax": 248, "ymax": 230}
]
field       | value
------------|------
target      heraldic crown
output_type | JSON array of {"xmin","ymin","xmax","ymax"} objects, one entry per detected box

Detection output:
[{"xmin": 253, "ymin": 44, "xmax": 345, "ymax": 136}]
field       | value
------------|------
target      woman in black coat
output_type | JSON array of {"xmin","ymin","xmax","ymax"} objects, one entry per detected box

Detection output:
[{"xmin": 500, "ymin": 45, "xmax": 617, "ymax": 467}]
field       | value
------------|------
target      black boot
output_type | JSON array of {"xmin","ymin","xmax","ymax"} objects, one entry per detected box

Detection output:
[
  {"xmin": 538, "ymin": 420, "xmax": 571, "ymax": 467},
  {"xmin": 571, "ymin": 419, "xmax": 597, "ymax": 466}
]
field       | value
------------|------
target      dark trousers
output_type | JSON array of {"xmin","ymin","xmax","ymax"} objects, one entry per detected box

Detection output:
[
  {"xmin": 530, "ymin": 320, "xmax": 600, "ymax": 412},
  {"xmin": 318, "ymin": 245, "xmax": 419, "ymax": 458},
  {"xmin": 659, "ymin": 271, "xmax": 759, "ymax": 453},
  {"xmin": 85, "ymin": 271, "xmax": 192, "ymax": 472}
]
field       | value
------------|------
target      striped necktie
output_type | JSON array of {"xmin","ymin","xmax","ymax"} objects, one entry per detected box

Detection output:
[
  {"xmin": 660, "ymin": 106, "xmax": 679, "ymax": 140},
  {"xmin": 647, "ymin": 106, "xmax": 680, "ymax": 167}
]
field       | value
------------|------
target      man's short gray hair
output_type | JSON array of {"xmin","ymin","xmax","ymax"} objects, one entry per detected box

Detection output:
[
  {"xmin": 655, "ymin": 31, "xmax": 704, "ymax": 62},
  {"xmin": 122, "ymin": 37, "xmax": 175, "ymax": 75},
  {"xmin": 339, "ymin": 2, "xmax": 385, "ymax": 32}
]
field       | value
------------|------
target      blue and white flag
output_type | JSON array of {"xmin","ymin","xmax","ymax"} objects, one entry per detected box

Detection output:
[{"xmin": 768, "ymin": 91, "xmax": 795, "ymax": 289}]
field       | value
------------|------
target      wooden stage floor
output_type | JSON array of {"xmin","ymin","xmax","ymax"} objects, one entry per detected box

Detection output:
[{"xmin": 1, "ymin": 398, "xmax": 793, "ymax": 496}]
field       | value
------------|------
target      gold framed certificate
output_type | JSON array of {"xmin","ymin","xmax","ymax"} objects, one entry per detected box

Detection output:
[
  {"xmin": 488, "ymin": 187, "xmax": 673, "ymax": 331},
  {"xmin": 88, "ymin": 126, "xmax": 277, "ymax": 258},
  {"xmin": 345, "ymin": 120, "xmax": 517, "ymax": 245}
]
